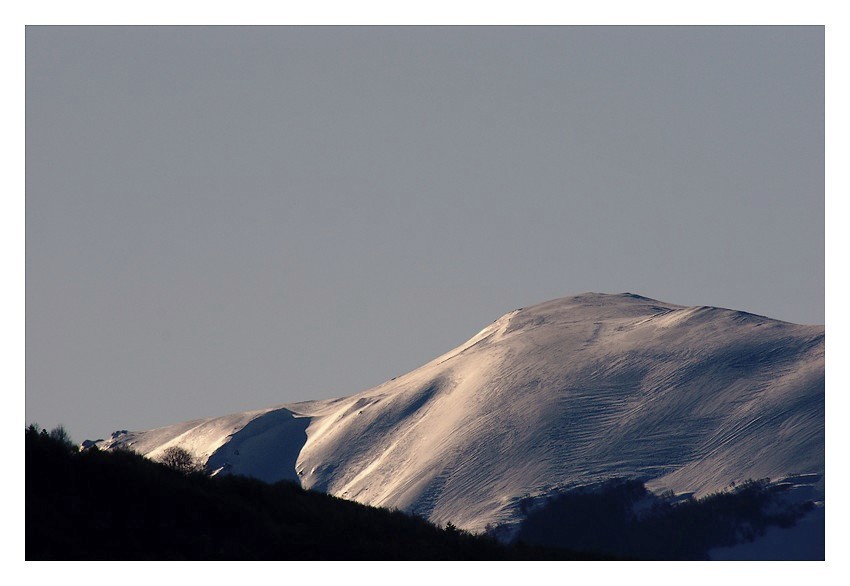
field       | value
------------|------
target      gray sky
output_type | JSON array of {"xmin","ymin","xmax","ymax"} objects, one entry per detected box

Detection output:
[{"xmin": 26, "ymin": 26, "xmax": 824, "ymax": 442}]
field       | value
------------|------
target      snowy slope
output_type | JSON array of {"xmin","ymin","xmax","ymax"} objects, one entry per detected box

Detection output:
[{"xmin": 96, "ymin": 293, "xmax": 824, "ymax": 536}]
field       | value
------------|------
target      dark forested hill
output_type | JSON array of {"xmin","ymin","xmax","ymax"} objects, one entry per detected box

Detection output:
[{"xmin": 25, "ymin": 426, "xmax": 604, "ymax": 560}]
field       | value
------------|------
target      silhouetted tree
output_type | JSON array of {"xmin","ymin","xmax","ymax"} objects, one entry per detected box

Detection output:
[
  {"xmin": 158, "ymin": 446, "xmax": 202, "ymax": 474},
  {"xmin": 48, "ymin": 425, "xmax": 73, "ymax": 448}
]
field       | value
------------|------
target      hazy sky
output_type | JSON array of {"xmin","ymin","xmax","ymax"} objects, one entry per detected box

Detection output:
[{"xmin": 26, "ymin": 26, "xmax": 824, "ymax": 442}]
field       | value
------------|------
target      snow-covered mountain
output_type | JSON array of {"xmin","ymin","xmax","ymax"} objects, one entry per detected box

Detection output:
[{"xmin": 97, "ymin": 293, "xmax": 824, "ymax": 539}]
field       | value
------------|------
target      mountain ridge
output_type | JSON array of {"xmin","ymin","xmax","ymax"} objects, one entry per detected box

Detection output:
[{"xmin": 95, "ymin": 292, "xmax": 824, "ymax": 538}]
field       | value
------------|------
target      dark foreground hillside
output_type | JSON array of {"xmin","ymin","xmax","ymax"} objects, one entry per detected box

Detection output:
[
  {"xmin": 25, "ymin": 427, "xmax": 605, "ymax": 560},
  {"xmin": 507, "ymin": 477, "xmax": 818, "ymax": 560}
]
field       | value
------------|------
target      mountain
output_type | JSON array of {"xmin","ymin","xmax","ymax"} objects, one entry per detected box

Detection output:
[{"xmin": 95, "ymin": 293, "xmax": 824, "ymax": 547}]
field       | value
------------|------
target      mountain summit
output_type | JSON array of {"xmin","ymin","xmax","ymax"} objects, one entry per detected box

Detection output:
[{"xmin": 97, "ymin": 293, "xmax": 824, "ymax": 538}]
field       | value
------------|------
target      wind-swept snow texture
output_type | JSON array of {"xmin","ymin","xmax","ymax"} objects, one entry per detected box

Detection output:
[{"xmin": 98, "ymin": 293, "xmax": 824, "ymax": 538}]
